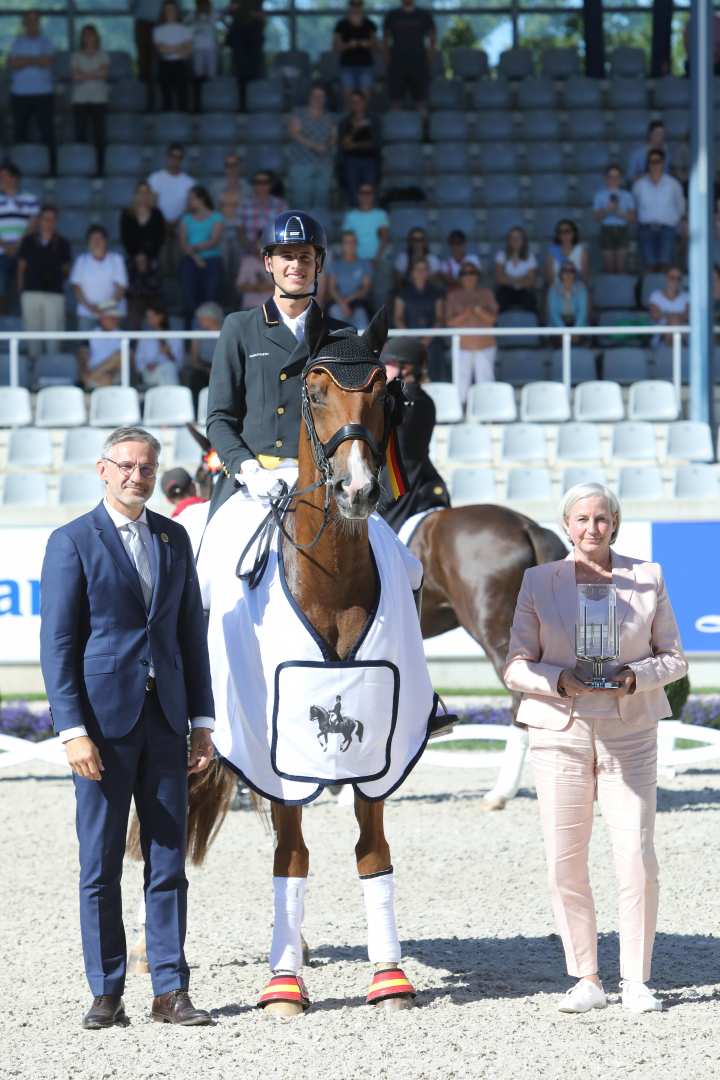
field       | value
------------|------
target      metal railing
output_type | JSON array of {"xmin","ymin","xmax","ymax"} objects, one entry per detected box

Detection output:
[{"xmin": 1, "ymin": 325, "xmax": 689, "ymax": 404}]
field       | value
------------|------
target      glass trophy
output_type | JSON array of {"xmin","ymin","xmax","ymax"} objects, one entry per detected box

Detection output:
[{"xmin": 575, "ymin": 584, "xmax": 620, "ymax": 689}]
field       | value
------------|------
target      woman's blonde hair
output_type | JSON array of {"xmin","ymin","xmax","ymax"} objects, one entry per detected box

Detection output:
[{"xmin": 560, "ymin": 482, "xmax": 621, "ymax": 544}]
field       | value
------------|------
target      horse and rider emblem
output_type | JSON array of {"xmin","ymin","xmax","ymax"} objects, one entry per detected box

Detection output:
[{"xmin": 309, "ymin": 695, "xmax": 365, "ymax": 752}]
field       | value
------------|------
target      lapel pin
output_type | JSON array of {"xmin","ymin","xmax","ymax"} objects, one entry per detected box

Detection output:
[{"xmin": 160, "ymin": 532, "xmax": 169, "ymax": 543}]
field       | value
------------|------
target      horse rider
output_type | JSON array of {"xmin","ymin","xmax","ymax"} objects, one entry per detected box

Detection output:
[
  {"xmin": 205, "ymin": 210, "xmax": 349, "ymax": 518},
  {"xmin": 378, "ymin": 336, "xmax": 450, "ymax": 535}
]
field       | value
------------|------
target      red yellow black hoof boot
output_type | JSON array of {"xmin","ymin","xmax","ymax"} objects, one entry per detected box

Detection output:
[
  {"xmin": 366, "ymin": 967, "xmax": 416, "ymax": 1008},
  {"xmin": 258, "ymin": 974, "xmax": 311, "ymax": 1017}
]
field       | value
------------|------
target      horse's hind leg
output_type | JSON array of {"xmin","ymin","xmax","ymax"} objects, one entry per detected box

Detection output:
[
  {"xmin": 354, "ymin": 797, "xmax": 415, "ymax": 1011},
  {"xmin": 128, "ymin": 893, "xmax": 149, "ymax": 975},
  {"xmin": 260, "ymin": 804, "xmax": 310, "ymax": 1018}
]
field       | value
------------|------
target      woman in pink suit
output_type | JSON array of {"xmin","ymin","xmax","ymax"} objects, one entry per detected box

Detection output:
[{"xmin": 504, "ymin": 482, "xmax": 687, "ymax": 1015}]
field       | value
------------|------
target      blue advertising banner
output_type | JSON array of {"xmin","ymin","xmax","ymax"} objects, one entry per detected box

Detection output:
[{"xmin": 651, "ymin": 522, "xmax": 720, "ymax": 652}]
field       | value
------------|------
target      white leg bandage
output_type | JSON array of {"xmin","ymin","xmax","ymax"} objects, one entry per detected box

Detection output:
[
  {"xmin": 269, "ymin": 876, "xmax": 306, "ymax": 973},
  {"xmin": 361, "ymin": 869, "xmax": 401, "ymax": 965},
  {"xmin": 136, "ymin": 893, "xmax": 146, "ymax": 927}
]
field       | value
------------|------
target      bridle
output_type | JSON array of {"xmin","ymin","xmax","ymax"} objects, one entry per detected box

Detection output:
[{"xmin": 237, "ymin": 363, "xmax": 401, "ymax": 588}]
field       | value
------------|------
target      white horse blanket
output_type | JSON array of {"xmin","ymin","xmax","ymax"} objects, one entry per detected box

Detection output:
[{"xmin": 196, "ymin": 490, "xmax": 438, "ymax": 804}]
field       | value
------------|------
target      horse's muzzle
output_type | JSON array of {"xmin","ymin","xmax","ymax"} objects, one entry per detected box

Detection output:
[{"xmin": 333, "ymin": 475, "xmax": 381, "ymax": 519}]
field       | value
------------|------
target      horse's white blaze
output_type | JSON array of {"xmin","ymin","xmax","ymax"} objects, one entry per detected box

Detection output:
[{"xmin": 344, "ymin": 439, "xmax": 374, "ymax": 500}]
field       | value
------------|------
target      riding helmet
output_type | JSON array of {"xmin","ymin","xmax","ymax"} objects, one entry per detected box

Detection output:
[{"xmin": 262, "ymin": 211, "xmax": 327, "ymax": 269}]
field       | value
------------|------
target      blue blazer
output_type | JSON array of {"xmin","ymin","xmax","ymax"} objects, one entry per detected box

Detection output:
[{"xmin": 40, "ymin": 501, "xmax": 214, "ymax": 739}]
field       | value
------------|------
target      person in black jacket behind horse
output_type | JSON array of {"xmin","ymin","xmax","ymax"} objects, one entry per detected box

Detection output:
[{"xmin": 379, "ymin": 336, "xmax": 449, "ymax": 534}]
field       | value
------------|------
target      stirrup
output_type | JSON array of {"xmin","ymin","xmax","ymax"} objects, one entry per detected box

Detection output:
[
  {"xmin": 257, "ymin": 973, "xmax": 311, "ymax": 1011},
  {"xmin": 366, "ymin": 967, "xmax": 416, "ymax": 1005}
]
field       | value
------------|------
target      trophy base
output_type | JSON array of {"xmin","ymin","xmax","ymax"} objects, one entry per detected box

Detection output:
[{"xmin": 586, "ymin": 677, "xmax": 621, "ymax": 690}]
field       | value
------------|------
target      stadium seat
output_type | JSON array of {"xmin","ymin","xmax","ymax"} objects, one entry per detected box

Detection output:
[
  {"xmin": 106, "ymin": 113, "xmax": 138, "ymax": 144},
  {"xmin": 243, "ymin": 145, "xmax": 285, "ymax": 174},
  {"xmin": 60, "ymin": 209, "xmax": 94, "ymax": 245},
  {"xmin": 525, "ymin": 144, "xmax": 565, "ymax": 174},
  {"xmin": 450, "ymin": 48, "xmax": 490, "ymax": 82},
  {"xmin": 143, "ymin": 386, "xmax": 194, "ymax": 426},
  {"xmin": 500, "ymin": 423, "xmax": 546, "ymax": 462},
  {"xmin": 428, "ymin": 143, "xmax": 470, "ymax": 174},
  {"xmin": 388, "ymin": 206, "xmax": 430, "ymax": 240},
  {"xmin": 382, "ymin": 142, "xmax": 425, "ymax": 176},
  {"xmin": 497, "ymin": 349, "xmax": 549, "ymax": 385},
  {"xmin": 562, "ymin": 466, "xmax": 608, "ymax": 491},
  {"xmin": 607, "ymin": 79, "xmax": 647, "ymax": 109},
  {"xmin": 627, "ymin": 380, "xmax": 679, "ymax": 421},
  {"xmin": 428, "ymin": 79, "xmax": 465, "ymax": 110},
  {"xmin": 611, "ymin": 421, "xmax": 657, "ymax": 461},
  {"xmin": 520, "ymin": 382, "xmax": 570, "ymax": 423},
  {"xmin": 528, "ymin": 174, "xmax": 572, "ymax": 206},
  {"xmin": 429, "ymin": 112, "xmax": 468, "ymax": 142},
  {"xmin": 57, "ymin": 143, "xmax": 97, "ymax": 177},
  {"xmin": 34, "ymin": 353, "xmax": 79, "ymax": 388},
  {"xmin": 53, "ymin": 176, "xmax": 94, "ymax": 209},
  {"xmin": 506, "ymin": 467, "xmax": 553, "ymax": 500},
  {"xmin": 653, "ymin": 78, "xmax": 690, "ymax": 109},
  {"xmin": 593, "ymin": 274, "xmax": 637, "ymax": 311},
  {"xmin": 482, "ymin": 176, "xmax": 523, "ymax": 207},
  {"xmin": 652, "ymin": 345, "xmax": 689, "ymax": 383},
  {"xmin": 476, "ymin": 145, "xmax": 521, "ymax": 174},
  {"xmin": 483, "ymin": 208, "xmax": 527, "ymax": 241},
  {"xmin": 244, "ymin": 112, "xmax": 285, "ymax": 145},
  {"xmin": 433, "ymin": 175, "xmax": 474, "ymax": 207},
  {"xmin": 316, "ymin": 50, "xmax": 339, "ymax": 82},
  {"xmin": 573, "ymin": 381, "xmax": 624, "ymax": 421},
  {"xmin": 474, "ymin": 115, "xmax": 514, "ymax": 141},
  {"xmin": 640, "ymin": 272, "xmax": 668, "ymax": 309},
  {"xmin": 6, "ymin": 427, "xmax": 53, "ymax": 468},
  {"xmin": 562, "ymin": 78, "xmax": 603, "ymax": 110},
  {"xmin": 149, "ymin": 113, "xmax": 193, "ymax": 143},
  {"xmin": 530, "ymin": 206, "xmax": 572, "ymax": 242},
  {"xmin": 450, "ymin": 467, "xmax": 497, "ymax": 504},
  {"xmin": 0, "ymin": 384, "xmax": 32, "ymax": 425},
  {"xmin": 435, "ymin": 208, "xmax": 479, "ymax": 241},
  {"xmin": 89, "ymin": 386, "xmax": 141, "ymax": 427},
  {"xmin": 496, "ymin": 310, "xmax": 539, "ymax": 348},
  {"xmin": 197, "ymin": 113, "xmax": 239, "ymax": 144},
  {"xmin": 555, "ymin": 422, "xmax": 603, "ymax": 462},
  {"xmin": 11, "ymin": 144, "xmax": 50, "ymax": 176},
  {"xmin": 673, "ymin": 464, "xmax": 720, "ymax": 499},
  {"xmin": 173, "ymin": 425, "xmax": 204, "ymax": 467},
  {"xmin": 609, "ymin": 48, "xmax": 646, "ymax": 78},
  {"xmin": 108, "ymin": 50, "xmax": 133, "ymax": 81},
  {"xmin": 0, "ymin": 355, "xmax": 31, "ymax": 389},
  {"xmin": 1, "ymin": 473, "xmax": 49, "ymax": 506},
  {"xmin": 272, "ymin": 50, "xmax": 312, "ymax": 80},
  {"xmin": 105, "ymin": 143, "xmax": 145, "ymax": 177},
  {"xmin": 617, "ymin": 465, "xmax": 663, "ymax": 500},
  {"xmin": 102, "ymin": 176, "xmax": 138, "ymax": 209},
  {"xmin": 517, "ymin": 78, "xmax": 556, "ymax": 111},
  {"xmin": 201, "ymin": 77, "xmax": 239, "ymax": 112},
  {"xmin": 541, "ymin": 48, "xmax": 579, "ymax": 80},
  {"xmin": 601, "ymin": 347, "xmax": 652, "ymax": 384},
  {"xmin": 498, "ymin": 48, "xmax": 533, "ymax": 81},
  {"xmin": 382, "ymin": 111, "xmax": 423, "ymax": 142},
  {"xmin": 63, "ymin": 427, "xmax": 107, "ymax": 467},
  {"xmin": 567, "ymin": 111, "xmax": 607, "ymax": 141},
  {"xmin": 108, "ymin": 78, "xmax": 146, "ymax": 112},
  {"xmin": 665, "ymin": 422, "xmax": 714, "ymax": 462},
  {"xmin": 466, "ymin": 381, "xmax": 516, "ymax": 423},
  {"xmin": 246, "ymin": 79, "xmax": 285, "ymax": 112},
  {"xmin": 470, "ymin": 81, "xmax": 512, "ymax": 110},
  {"xmin": 663, "ymin": 109, "xmax": 690, "ymax": 140},
  {"xmin": 34, "ymin": 386, "xmax": 86, "ymax": 427},
  {"xmin": 520, "ymin": 114, "xmax": 563, "ymax": 142},
  {"xmin": 59, "ymin": 471, "xmax": 104, "ymax": 505},
  {"xmin": 613, "ymin": 110, "xmax": 650, "ymax": 141},
  {"xmin": 571, "ymin": 142, "xmax": 613, "ymax": 173},
  {"xmin": 424, "ymin": 382, "xmax": 463, "ymax": 423},
  {"xmin": 548, "ymin": 347, "xmax": 598, "ymax": 383},
  {"xmin": 446, "ymin": 424, "xmax": 492, "ymax": 462},
  {"xmin": 197, "ymin": 387, "xmax": 209, "ymax": 426}
]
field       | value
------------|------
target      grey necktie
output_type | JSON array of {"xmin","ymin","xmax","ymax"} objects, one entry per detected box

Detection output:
[{"xmin": 126, "ymin": 522, "xmax": 153, "ymax": 610}]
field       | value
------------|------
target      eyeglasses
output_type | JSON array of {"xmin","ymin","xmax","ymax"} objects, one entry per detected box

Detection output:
[
  {"xmin": 253, "ymin": 177, "xmax": 271, "ymax": 186},
  {"xmin": 459, "ymin": 268, "xmax": 478, "ymax": 276},
  {"xmin": 102, "ymin": 458, "xmax": 158, "ymax": 480}
]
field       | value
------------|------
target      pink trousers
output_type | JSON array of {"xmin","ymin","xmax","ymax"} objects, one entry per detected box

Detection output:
[{"xmin": 529, "ymin": 717, "xmax": 658, "ymax": 982}]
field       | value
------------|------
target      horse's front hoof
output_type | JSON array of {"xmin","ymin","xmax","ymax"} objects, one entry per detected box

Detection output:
[
  {"xmin": 367, "ymin": 967, "xmax": 416, "ymax": 1008},
  {"xmin": 258, "ymin": 974, "xmax": 310, "ymax": 1017},
  {"xmin": 262, "ymin": 1000, "xmax": 306, "ymax": 1018},
  {"xmin": 378, "ymin": 995, "xmax": 414, "ymax": 1012},
  {"xmin": 481, "ymin": 794, "xmax": 507, "ymax": 812},
  {"xmin": 128, "ymin": 937, "xmax": 149, "ymax": 975}
]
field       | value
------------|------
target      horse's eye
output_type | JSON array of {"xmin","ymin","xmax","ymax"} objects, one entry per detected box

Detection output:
[{"xmin": 309, "ymin": 391, "xmax": 324, "ymax": 406}]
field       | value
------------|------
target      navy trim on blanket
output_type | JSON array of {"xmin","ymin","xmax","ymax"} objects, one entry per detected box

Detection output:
[
  {"xmin": 359, "ymin": 865, "xmax": 394, "ymax": 880},
  {"xmin": 219, "ymin": 753, "xmax": 324, "ymax": 807},
  {"xmin": 354, "ymin": 691, "xmax": 439, "ymax": 803},
  {"xmin": 270, "ymin": 659, "xmax": 400, "ymax": 785}
]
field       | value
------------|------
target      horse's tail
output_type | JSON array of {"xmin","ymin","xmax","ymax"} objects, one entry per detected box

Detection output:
[
  {"xmin": 355, "ymin": 719, "xmax": 364, "ymax": 743},
  {"xmin": 524, "ymin": 518, "xmax": 568, "ymax": 569},
  {"xmin": 125, "ymin": 757, "xmax": 236, "ymax": 867}
]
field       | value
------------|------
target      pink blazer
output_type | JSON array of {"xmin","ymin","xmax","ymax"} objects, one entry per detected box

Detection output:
[{"xmin": 504, "ymin": 550, "xmax": 688, "ymax": 733}]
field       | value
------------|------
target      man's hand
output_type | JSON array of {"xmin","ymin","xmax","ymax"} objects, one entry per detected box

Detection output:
[
  {"xmin": 65, "ymin": 736, "xmax": 104, "ymax": 781},
  {"xmin": 188, "ymin": 729, "xmax": 214, "ymax": 774}
]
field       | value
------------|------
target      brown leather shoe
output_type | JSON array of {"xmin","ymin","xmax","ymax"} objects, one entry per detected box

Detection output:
[
  {"xmin": 82, "ymin": 995, "xmax": 126, "ymax": 1029},
  {"xmin": 151, "ymin": 989, "xmax": 214, "ymax": 1026}
]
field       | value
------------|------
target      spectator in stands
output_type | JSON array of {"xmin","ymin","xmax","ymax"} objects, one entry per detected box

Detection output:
[
  {"xmin": 7, "ymin": 11, "xmax": 55, "ymax": 170},
  {"xmin": 545, "ymin": 219, "xmax": 589, "ymax": 286},
  {"xmin": 287, "ymin": 85, "xmax": 338, "ymax": 208},
  {"xmin": 238, "ymin": 170, "xmax": 287, "ymax": 250},
  {"xmin": 593, "ymin": 164, "xmax": 636, "ymax": 274},
  {"xmin": 494, "ymin": 226, "xmax": 538, "ymax": 314},
  {"xmin": 134, "ymin": 301, "xmax": 183, "ymax": 386},
  {"xmin": 79, "ymin": 303, "xmax": 123, "ymax": 388},
  {"xmin": 185, "ymin": 300, "xmax": 223, "ymax": 403},
  {"xmin": 17, "ymin": 204, "xmax": 71, "ymax": 359},
  {"xmin": 394, "ymin": 227, "xmax": 440, "ymax": 285},
  {"xmin": 212, "ymin": 153, "xmax": 245, "ymax": 288},
  {"xmin": 327, "ymin": 230, "xmax": 371, "ymax": 330},
  {"xmin": 161, "ymin": 467, "xmax": 206, "ymax": 515},
  {"xmin": 627, "ymin": 120, "xmax": 672, "ymax": 183},
  {"xmin": 0, "ymin": 161, "xmax": 40, "ymax": 314},
  {"xmin": 153, "ymin": 0, "xmax": 193, "ymax": 112},
  {"xmin": 445, "ymin": 260, "xmax": 498, "ymax": 404},
  {"xmin": 383, "ymin": 0, "xmax": 436, "ymax": 113},
  {"xmin": 224, "ymin": 0, "xmax": 266, "ymax": 111},
  {"xmin": 187, "ymin": 0, "xmax": 218, "ymax": 112},
  {"xmin": 71, "ymin": 24, "xmax": 109, "ymax": 177},
  {"xmin": 648, "ymin": 266, "xmax": 689, "ymax": 346},
  {"xmin": 236, "ymin": 231, "xmax": 268, "ymax": 308},
  {"xmin": 547, "ymin": 260, "xmax": 589, "ymax": 337},
  {"xmin": 440, "ymin": 229, "xmax": 481, "ymax": 287},
  {"xmin": 70, "ymin": 224, "xmax": 128, "ymax": 332},
  {"xmin": 334, "ymin": 1, "xmax": 378, "ymax": 103},
  {"xmin": 179, "ymin": 185, "xmax": 224, "ymax": 327},
  {"xmin": 120, "ymin": 180, "xmax": 166, "ymax": 328},
  {"xmin": 338, "ymin": 90, "xmax": 381, "ymax": 204},
  {"xmin": 341, "ymin": 182, "xmax": 390, "ymax": 261},
  {"xmin": 393, "ymin": 256, "xmax": 446, "ymax": 379},
  {"xmin": 632, "ymin": 149, "xmax": 685, "ymax": 272},
  {"xmin": 148, "ymin": 143, "xmax": 195, "ymax": 272}
]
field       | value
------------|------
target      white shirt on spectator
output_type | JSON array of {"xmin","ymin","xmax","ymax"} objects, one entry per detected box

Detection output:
[
  {"xmin": 495, "ymin": 251, "xmax": 537, "ymax": 278},
  {"xmin": 135, "ymin": 336, "xmax": 183, "ymax": 371},
  {"xmin": 152, "ymin": 22, "xmax": 193, "ymax": 60},
  {"xmin": 632, "ymin": 174, "xmax": 685, "ymax": 227},
  {"xmin": 440, "ymin": 253, "xmax": 482, "ymax": 280},
  {"xmin": 89, "ymin": 334, "xmax": 122, "ymax": 370},
  {"xmin": 394, "ymin": 251, "xmax": 441, "ymax": 277},
  {"xmin": 0, "ymin": 190, "xmax": 40, "ymax": 251},
  {"xmin": 71, "ymin": 49, "xmax": 110, "ymax": 105},
  {"xmin": 70, "ymin": 251, "xmax": 128, "ymax": 318},
  {"xmin": 648, "ymin": 288, "xmax": 689, "ymax": 321},
  {"xmin": 148, "ymin": 169, "xmax": 195, "ymax": 224}
]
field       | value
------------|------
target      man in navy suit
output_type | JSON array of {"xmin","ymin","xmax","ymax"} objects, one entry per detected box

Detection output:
[{"xmin": 40, "ymin": 426, "xmax": 215, "ymax": 1029}]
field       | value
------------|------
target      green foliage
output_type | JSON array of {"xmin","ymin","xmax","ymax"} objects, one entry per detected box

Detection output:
[
  {"xmin": 666, "ymin": 674, "xmax": 690, "ymax": 720},
  {"xmin": 440, "ymin": 16, "xmax": 476, "ymax": 75}
]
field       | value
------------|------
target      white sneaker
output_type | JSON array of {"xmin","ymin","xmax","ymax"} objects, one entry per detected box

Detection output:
[
  {"xmin": 620, "ymin": 980, "xmax": 663, "ymax": 1013},
  {"xmin": 558, "ymin": 979, "xmax": 607, "ymax": 1013}
]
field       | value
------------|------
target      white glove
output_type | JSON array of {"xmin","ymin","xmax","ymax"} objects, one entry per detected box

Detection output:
[{"xmin": 236, "ymin": 460, "xmax": 298, "ymax": 502}]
